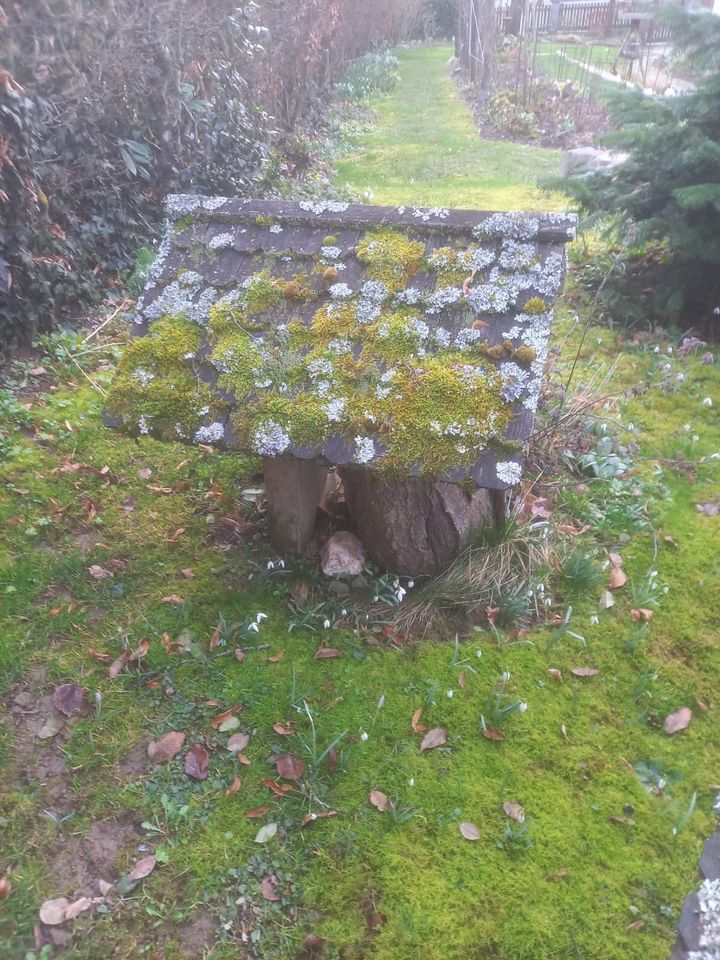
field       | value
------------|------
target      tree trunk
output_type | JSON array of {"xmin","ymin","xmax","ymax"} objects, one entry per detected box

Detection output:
[{"xmin": 341, "ymin": 468, "xmax": 505, "ymax": 577}]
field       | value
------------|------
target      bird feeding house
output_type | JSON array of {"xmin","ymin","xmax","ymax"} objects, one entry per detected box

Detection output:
[{"xmin": 105, "ymin": 197, "xmax": 577, "ymax": 575}]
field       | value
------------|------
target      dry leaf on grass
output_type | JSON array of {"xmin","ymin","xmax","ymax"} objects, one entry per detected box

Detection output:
[
  {"xmin": 571, "ymin": 667, "xmax": 599, "ymax": 677},
  {"xmin": 128, "ymin": 856, "xmax": 156, "ymax": 881},
  {"xmin": 210, "ymin": 704, "xmax": 243, "ymax": 729},
  {"xmin": 459, "ymin": 821, "xmax": 480, "ymax": 841},
  {"xmin": 481, "ymin": 727, "xmax": 505, "ymax": 741},
  {"xmin": 262, "ymin": 778, "xmax": 296, "ymax": 797},
  {"xmin": 420, "ymin": 727, "xmax": 446, "ymax": 751},
  {"xmin": 503, "ymin": 801, "xmax": 525, "ymax": 823},
  {"xmin": 147, "ymin": 731, "xmax": 185, "ymax": 763},
  {"xmin": 314, "ymin": 647, "xmax": 342, "ymax": 659},
  {"xmin": 411, "ymin": 708, "xmax": 427, "ymax": 734},
  {"xmin": 226, "ymin": 776, "xmax": 242, "ymax": 796},
  {"xmin": 630, "ymin": 608, "xmax": 653, "ymax": 621},
  {"xmin": 273, "ymin": 722, "xmax": 294, "ymax": 735},
  {"xmin": 226, "ymin": 732, "xmax": 250, "ymax": 753},
  {"xmin": 276, "ymin": 755, "xmax": 305, "ymax": 780},
  {"xmin": 53, "ymin": 683, "xmax": 86, "ymax": 717},
  {"xmin": 260, "ymin": 875, "xmax": 281, "ymax": 901},
  {"xmin": 245, "ymin": 804, "xmax": 270, "ymax": 819},
  {"xmin": 369, "ymin": 789, "xmax": 391, "ymax": 812},
  {"xmin": 88, "ymin": 564, "xmax": 112, "ymax": 580},
  {"xmin": 184, "ymin": 743, "xmax": 209, "ymax": 780},
  {"xmin": 664, "ymin": 707, "xmax": 692, "ymax": 735},
  {"xmin": 608, "ymin": 566, "xmax": 627, "ymax": 589}
]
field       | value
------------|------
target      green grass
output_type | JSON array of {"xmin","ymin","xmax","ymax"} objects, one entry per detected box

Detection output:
[
  {"xmin": 1, "ymin": 43, "xmax": 719, "ymax": 960},
  {"xmin": 535, "ymin": 40, "xmax": 637, "ymax": 102},
  {"xmin": 332, "ymin": 45, "xmax": 566, "ymax": 211}
]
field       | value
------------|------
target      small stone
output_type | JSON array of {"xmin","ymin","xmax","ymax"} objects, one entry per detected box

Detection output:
[{"xmin": 321, "ymin": 532, "xmax": 365, "ymax": 577}]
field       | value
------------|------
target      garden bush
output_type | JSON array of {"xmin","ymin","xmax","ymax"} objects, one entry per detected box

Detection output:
[{"xmin": 0, "ymin": 0, "xmax": 423, "ymax": 352}]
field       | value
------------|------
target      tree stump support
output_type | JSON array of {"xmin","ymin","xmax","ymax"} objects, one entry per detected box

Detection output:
[
  {"xmin": 262, "ymin": 457, "xmax": 329, "ymax": 554},
  {"xmin": 340, "ymin": 468, "xmax": 506, "ymax": 577}
]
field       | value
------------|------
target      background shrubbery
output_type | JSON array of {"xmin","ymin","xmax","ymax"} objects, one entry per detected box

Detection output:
[{"xmin": 0, "ymin": 0, "xmax": 427, "ymax": 352}]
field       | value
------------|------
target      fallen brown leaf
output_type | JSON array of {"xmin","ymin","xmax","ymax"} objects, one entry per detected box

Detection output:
[
  {"xmin": 180, "ymin": 568, "xmax": 195, "ymax": 579},
  {"xmin": 571, "ymin": 667, "xmax": 599, "ymax": 677},
  {"xmin": 226, "ymin": 732, "xmax": 250, "ymax": 753},
  {"xmin": 327, "ymin": 744, "xmax": 338, "ymax": 774},
  {"xmin": 0, "ymin": 877, "xmax": 11, "ymax": 900},
  {"xmin": 53, "ymin": 683, "xmax": 86, "ymax": 717},
  {"xmin": 302, "ymin": 810, "xmax": 338, "ymax": 826},
  {"xmin": 664, "ymin": 706, "xmax": 692, "ymax": 735},
  {"xmin": 88, "ymin": 564, "xmax": 112, "ymax": 580},
  {"xmin": 273, "ymin": 722, "xmax": 294, "ymax": 735},
  {"xmin": 147, "ymin": 731, "xmax": 185, "ymax": 763},
  {"xmin": 503, "ymin": 801, "xmax": 525, "ymax": 823},
  {"xmin": 108, "ymin": 651, "xmax": 128, "ymax": 679},
  {"xmin": 276, "ymin": 754, "xmax": 305, "ymax": 780},
  {"xmin": 245, "ymin": 804, "xmax": 270, "ymax": 818},
  {"xmin": 234, "ymin": 649, "xmax": 246, "ymax": 662},
  {"xmin": 459, "ymin": 821, "xmax": 480, "ymax": 841},
  {"xmin": 314, "ymin": 647, "xmax": 342, "ymax": 659},
  {"xmin": 411, "ymin": 708, "xmax": 427, "ymax": 734},
  {"xmin": 64, "ymin": 897, "xmax": 94, "ymax": 921},
  {"xmin": 210, "ymin": 704, "xmax": 243, "ymax": 729},
  {"xmin": 547, "ymin": 668, "xmax": 563, "ymax": 683},
  {"xmin": 128, "ymin": 855, "xmax": 156, "ymax": 881},
  {"xmin": 226, "ymin": 776, "xmax": 242, "ymax": 796},
  {"xmin": 184, "ymin": 743, "xmax": 210, "ymax": 780},
  {"xmin": 458, "ymin": 671, "xmax": 467, "ymax": 688},
  {"xmin": 260, "ymin": 875, "xmax": 281, "ymax": 901},
  {"xmin": 262, "ymin": 778, "xmax": 296, "ymax": 797},
  {"xmin": 160, "ymin": 594, "xmax": 183, "ymax": 604},
  {"xmin": 369, "ymin": 789, "xmax": 391, "ymax": 812},
  {"xmin": 608, "ymin": 566, "xmax": 627, "ymax": 589},
  {"xmin": 630, "ymin": 608, "xmax": 653, "ymax": 621},
  {"xmin": 267, "ymin": 650, "xmax": 285, "ymax": 662},
  {"xmin": 420, "ymin": 727, "xmax": 447, "ymax": 751},
  {"xmin": 128, "ymin": 638, "xmax": 150, "ymax": 662},
  {"xmin": 481, "ymin": 727, "xmax": 505, "ymax": 741}
]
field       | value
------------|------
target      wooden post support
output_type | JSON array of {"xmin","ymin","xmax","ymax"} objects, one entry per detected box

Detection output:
[
  {"xmin": 262, "ymin": 457, "xmax": 329, "ymax": 555},
  {"xmin": 341, "ymin": 467, "xmax": 506, "ymax": 577}
]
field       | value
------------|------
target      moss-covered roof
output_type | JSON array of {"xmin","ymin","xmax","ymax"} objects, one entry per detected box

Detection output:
[{"xmin": 105, "ymin": 196, "xmax": 576, "ymax": 489}]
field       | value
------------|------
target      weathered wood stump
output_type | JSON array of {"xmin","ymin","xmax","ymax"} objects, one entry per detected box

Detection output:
[
  {"xmin": 341, "ymin": 467, "xmax": 505, "ymax": 576},
  {"xmin": 262, "ymin": 457, "xmax": 329, "ymax": 554}
]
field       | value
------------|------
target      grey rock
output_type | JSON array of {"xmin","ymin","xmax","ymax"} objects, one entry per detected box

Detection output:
[
  {"xmin": 321, "ymin": 531, "xmax": 366, "ymax": 577},
  {"xmin": 560, "ymin": 146, "xmax": 629, "ymax": 178}
]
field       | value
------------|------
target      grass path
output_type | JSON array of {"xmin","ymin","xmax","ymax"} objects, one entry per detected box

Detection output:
[
  {"xmin": 333, "ymin": 45, "xmax": 565, "ymax": 210},
  {"xmin": 1, "ymin": 44, "xmax": 719, "ymax": 960}
]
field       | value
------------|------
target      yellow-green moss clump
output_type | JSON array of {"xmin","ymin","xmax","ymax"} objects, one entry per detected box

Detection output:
[
  {"xmin": 356, "ymin": 228, "xmax": 425, "ymax": 293},
  {"xmin": 523, "ymin": 297, "xmax": 548, "ymax": 315},
  {"xmin": 105, "ymin": 315, "xmax": 223, "ymax": 440},
  {"xmin": 427, "ymin": 246, "xmax": 467, "ymax": 286}
]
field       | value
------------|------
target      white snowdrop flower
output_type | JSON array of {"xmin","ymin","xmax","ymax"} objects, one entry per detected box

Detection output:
[
  {"xmin": 395, "ymin": 587, "xmax": 406, "ymax": 602},
  {"xmin": 408, "ymin": 777, "xmax": 415, "ymax": 787},
  {"xmin": 654, "ymin": 346, "xmax": 660, "ymax": 353},
  {"xmin": 543, "ymin": 597, "xmax": 552, "ymax": 607},
  {"xmin": 684, "ymin": 423, "xmax": 691, "ymax": 432},
  {"xmin": 676, "ymin": 373, "xmax": 685, "ymax": 382},
  {"xmin": 667, "ymin": 346, "xmax": 673, "ymax": 354},
  {"xmin": 256, "ymin": 612, "xmax": 267, "ymax": 623},
  {"xmin": 377, "ymin": 695, "xmax": 385, "ymax": 710},
  {"xmin": 248, "ymin": 622, "xmax": 259, "ymax": 633},
  {"xmin": 590, "ymin": 615, "xmax": 599, "ymax": 625},
  {"xmin": 703, "ymin": 397, "xmax": 713, "ymax": 407},
  {"xmin": 278, "ymin": 560, "xmax": 285, "ymax": 569},
  {"xmin": 407, "ymin": 580, "xmax": 414, "ymax": 589},
  {"xmin": 323, "ymin": 619, "xmax": 331, "ymax": 629},
  {"xmin": 446, "ymin": 690, "xmax": 454, "ymax": 699},
  {"xmin": 267, "ymin": 560, "xmax": 275, "ymax": 570},
  {"xmin": 663, "ymin": 585, "xmax": 670, "ymax": 594},
  {"xmin": 502, "ymin": 671, "xmax": 511, "ymax": 682},
  {"xmin": 476, "ymin": 649, "xmax": 482, "ymax": 658},
  {"xmin": 518, "ymin": 702, "xmax": 528, "ymax": 713},
  {"xmin": 373, "ymin": 595, "xmax": 379, "ymax": 602},
  {"xmin": 692, "ymin": 434, "xmax": 700, "ymax": 442},
  {"xmin": 341, "ymin": 608, "xmax": 347, "ymax": 617},
  {"xmin": 360, "ymin": 730, "xmax": 369, "ymax": 742}
]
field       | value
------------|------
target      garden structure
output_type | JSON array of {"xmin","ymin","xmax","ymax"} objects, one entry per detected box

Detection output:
[{"xmin": 105, "ymin": 197, "xmax": 577, "ymax": 574}]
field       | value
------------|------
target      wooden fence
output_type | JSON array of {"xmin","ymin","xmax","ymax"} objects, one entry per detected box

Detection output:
[{"xmin": 497, "ymin": 2, "xmax": 673, "ymax": 42}]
